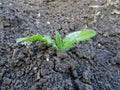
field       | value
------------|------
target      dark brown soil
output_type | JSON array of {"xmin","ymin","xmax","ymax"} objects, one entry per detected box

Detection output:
[{"xmin": 0, "ymin": 0, "xmax": 120, "ymax": 90}]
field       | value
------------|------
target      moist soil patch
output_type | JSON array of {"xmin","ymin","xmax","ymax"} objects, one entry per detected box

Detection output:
[{"xmin": 0, "ymin": 0, "xmax": 120, "ymax": 90}]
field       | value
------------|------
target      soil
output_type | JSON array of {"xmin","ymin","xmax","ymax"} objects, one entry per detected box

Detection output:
[{"xmin": 0, "ymin": 0, "xmax": 120, "ymax": 90}]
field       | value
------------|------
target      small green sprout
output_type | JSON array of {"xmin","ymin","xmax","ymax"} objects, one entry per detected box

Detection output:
[{"xmin": 16, "ymin": 29, "xmax": 96, "ymax": 50}]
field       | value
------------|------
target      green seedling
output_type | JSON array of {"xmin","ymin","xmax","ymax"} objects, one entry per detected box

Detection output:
[{"xmin": 16, "ymin": 29, "xmax": 96, "ymax": 50}]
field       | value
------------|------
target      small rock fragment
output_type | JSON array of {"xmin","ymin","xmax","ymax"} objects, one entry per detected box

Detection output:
[
  {"xmin": 82, "ymin": 71, "xmax": 91, "ymax": 84},
  {"xmin": 69, "ymin": 23, "xmax": 75, "ymax": 31},
  {"xmin": 30, "ymin": 83, "xmax": 41, "ymax": 90},
  {"xmin": 56, "ymin": 50, "xmax": 68, "ymax": 59},
  {"xmin": 111, "ymin": 9, "xmax": 120, "ymax": 14},
  {"xmin": 37, "ymin": 13, "xmax": 41, "ymax": 17},
  {"xmin": 0, "ymin": 59, "xmax": 6, "ymax": 66},
  {"xmin": 84, "ymin": 84, "xmax": 93, "ymax": 90},
  {"xmin": 72, "ymin": 70, "xmax": 78, "ymax": 78},
  {"xmin": 12, "ymin": 49, "xmax": 20, "ymax": 59},
  {"xmin": 36, "ymin": 71, "xmax": 40, "ymax": 81},
  {"xmin": 30, "ymin": 85, "xmax": 37, "ymax": 90},
  {"xmin": 3, "ymin": 77, "xmax": 12, "ymax": 85},
  {"xmin": 47, "ymin": 21, "xmax": 50, "ymax": 25},
  {"xmin": 114, "ymin": 51, "xmax": 120, "ymax": 65},
  {"xmin": 12, "ymin": 49, "xmax": 24, "ymax": 60},
  {"xmin": 14, "ymin": 80, "xmax": 23, "ymax": 89},
  {"xmin": 0, "ymin": 23, "xmax": 3, "ymax": 29},
  {"xmin": 74, "ymin": 79, "xmax": 84, "ymax": 90},
  {"xmin": 0, "ymin": 71, "xmax": 4, "ymax": 80}
]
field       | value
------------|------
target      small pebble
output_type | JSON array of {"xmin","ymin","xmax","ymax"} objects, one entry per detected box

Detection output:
[
  {"xmin": 0, "ymin": 72, "xmax": 4, "ymax": 80},
  {"xmin": 37, "ymin": 13, "xmax": 41, "ymax": 17},
  {"xmin": 30, "ymin": 83, "xmax": 40, "ymax": 90},
  {"xmin": 98, "ymin": 43, "xmax": 102, "ymax": 47},
  {"xmin": 47, "ymin": 21, "xmax": 50, "ymax": 25},
  {"xmin": 103, "ymin": 32, "xmax": 109, "ymax": 37},
  {"xmin": 30, "ymin": 85, "xmax": 37, "ymax": 90},
  {"xmin": 46, "ymin": 58, "xmax": 49, "ymax": 61},
  {"xmin": 35, "ymin": 20, "xmax": 40, "ymax": 26},
  {"xmin": 75, "ymin": 79, "xmax": 84, "ymax": 90},
  {"xmin": 85, "ymin": 84, "xmax": 93, "ymax": 90},
  {"xmin": 3, "ymin": 77, "xmax": 12, "ymax": 85},
  {"xmin": 33, "ymin": 67, "xmax": 37, "ymax": 71},
  {"xmin": 8, "ymin": 3, "xmax": 12, "ymax": 6},
  {"xmin": 12, "ymin": 49, "xmax": 20, "ymax": 59},
  {"xmin": 82, "ymin": 71, "xmax": 91, "ymax": 84},
  {"xmin": 114, "ymin": 51, "xmax": 120, "ymax": 65},
  {"xmin": 71, "ymin": 70, "xmax": 78, "ymax": 78},
  {"xmin": 36, "ymin": 71, "xmax": 40, "ymax": 81},
  {"xmin": 56, "ymin": 50, "xmax": 68, "ymax": 59}
]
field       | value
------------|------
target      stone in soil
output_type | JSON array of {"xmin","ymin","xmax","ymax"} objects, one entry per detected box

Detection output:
[
  {"xmin": 3, "ymin": 77, "xmax": 12, "ymax": 85},
  {"xmin": 114, "ymin": 51, "xmax": 120, "ymax": 65},
  {"xmin": 84, "ymin": 84, "xmax": 93, "ymax": 90},
  {"xmin": 74, "ymin": 79, "xmax": 84, "ymax": 90},
  {"xmin": 56, "ymin": 50, "xmax": 68, "ymax": 60},
  {"xmin": 0, "ymin": 71, "xmax": 4, "ymax": 80}
]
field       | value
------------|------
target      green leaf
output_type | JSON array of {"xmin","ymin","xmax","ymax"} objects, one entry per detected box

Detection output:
[
  {"xmin": 16, "ymin": 33, "xmax": 57, "ymax": 49},
  {"xmin": 16, "ymin": 33, "xmax": 43, "ymax": 43},
  {"xmin": 43, "ymin": 35, "xmax": 53, "ymax": 44},
  {"xmin": 63, "ymin": 31, "xmax": 81, "ymax": 43},
  {"xmin": 16, "ymin": 37, "xmax": 27, "ymax": 43},
  {"xmin": 64, "ymin": 29, "xmax": 96, "ymax": 42},
  {"xmin": 55, "ymin": 31, "xmax": 63, "ymax": 50},
  {"xmin": 63, "ymin": 29, "xmax": 96, "ymax": 50},
  {"xmin": 62, "ymin": 39, "xmax": 74, "ymax": 50},
  {"xmin": 75, "ymin": 29, "xmax": 96, "ymax": 41},
  {"xmin": 43, "ymin": 35, "xmax": 57, "ymax": 49}
]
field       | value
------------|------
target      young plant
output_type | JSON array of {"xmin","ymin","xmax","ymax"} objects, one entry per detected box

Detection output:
[{"xmin": 16, "ymin": 29, "xmax": 96, "ymax": 50}]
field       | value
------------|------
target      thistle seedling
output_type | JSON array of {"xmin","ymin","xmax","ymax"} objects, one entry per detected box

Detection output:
[{"xmin": 16, "ymin": 29, "xmax": 96, "ymax": 50}]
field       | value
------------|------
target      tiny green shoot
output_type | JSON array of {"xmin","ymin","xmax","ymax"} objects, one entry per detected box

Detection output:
[{"xmin": 16, "ymin": 29, "xmax": 96, "ymax": 50}]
